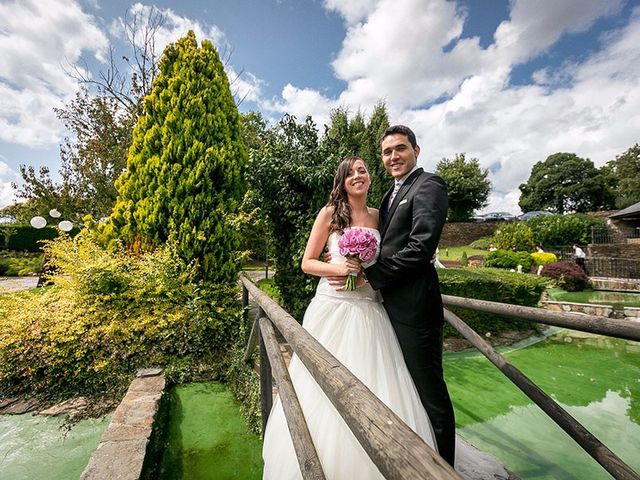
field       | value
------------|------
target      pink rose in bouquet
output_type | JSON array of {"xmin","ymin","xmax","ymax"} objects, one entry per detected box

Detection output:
[{"xmin": 338, "ymin": 227, "xmax": 378, "ymax": 290}]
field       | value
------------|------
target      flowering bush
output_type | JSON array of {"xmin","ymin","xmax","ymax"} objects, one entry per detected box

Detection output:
[{"xmin": 338, "ymin": 228, "xmax": 378, "ymax": 290}]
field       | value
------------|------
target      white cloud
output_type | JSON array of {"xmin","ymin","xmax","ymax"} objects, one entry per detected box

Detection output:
[
  {"xmin": 0, "ymin": 160, "xmax": 18, "ymax": 208},
  {"xmin": 268, "ymin": 0, "xmax": 639, "ymax": 214},
  {"xmin": 0, "ymin": 0, "xmax": 108, "ymax": 147},
  {"xmin": 322, "ymin": 0, "xmax": 378, "ymax": 25}
]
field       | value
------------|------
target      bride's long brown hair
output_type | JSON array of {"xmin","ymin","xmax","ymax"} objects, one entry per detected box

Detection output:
[{"xmin": 327, "ymin": 156, "xmax": 369, "ymax": 233}]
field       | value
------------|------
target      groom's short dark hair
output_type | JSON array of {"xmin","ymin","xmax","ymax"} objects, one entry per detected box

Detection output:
[{"xmin": 381, "ymin": 125, "xmax": 417, "ymax": 149}]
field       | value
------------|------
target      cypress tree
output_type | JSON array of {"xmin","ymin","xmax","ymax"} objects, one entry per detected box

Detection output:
[{"xmin": 110, "ymin": 31, "xmax": 246, "ymax": 284}]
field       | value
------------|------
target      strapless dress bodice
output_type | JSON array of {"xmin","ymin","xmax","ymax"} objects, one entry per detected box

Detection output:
[{"xmin": 315, "ymin": 227, "xmax": 380, "ymax": 302}]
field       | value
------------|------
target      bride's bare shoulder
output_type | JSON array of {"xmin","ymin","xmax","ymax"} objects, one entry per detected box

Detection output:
[{"xmin": 367, "ymin": 207, "xmax": 380, "ymax": 228}]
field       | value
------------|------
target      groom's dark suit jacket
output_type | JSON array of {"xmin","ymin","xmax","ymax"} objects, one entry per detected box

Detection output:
[
  {"xmin": 364, "ymin": 168, "xmax": 448, "ymax": 327},
  {"xmin": 364, "ymin": 167, "xmax": 455, "ymax": 465}
]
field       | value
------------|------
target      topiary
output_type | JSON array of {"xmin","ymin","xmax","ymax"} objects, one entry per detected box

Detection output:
[{"xmin": 540, "ymin": 260, "xmax": 590, "ymax": 291}]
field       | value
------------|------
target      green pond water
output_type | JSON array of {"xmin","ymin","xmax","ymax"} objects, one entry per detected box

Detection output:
[
  {"xmin": 0, "ymin": 413, "xmax": 110, "ymax": 480},
  {"xmin": 1, "ymin": 331, "xmax": 637, "ymax": 480},
  {"xmin": 445, "ymin": 329, "xmax": 640, "ymax": 479},
  {"xmin": 158, "ymin": 382, "xmax": 263, "ymax": 480},
  {"xmin": 547, "ymin": 287, "xmax": 640, "ymax": 310}
]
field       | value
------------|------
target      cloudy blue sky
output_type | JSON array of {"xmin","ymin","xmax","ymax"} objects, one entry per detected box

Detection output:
[{"xmin": 1, "ymin": 0, "xmax": 639, "ymax": 214}]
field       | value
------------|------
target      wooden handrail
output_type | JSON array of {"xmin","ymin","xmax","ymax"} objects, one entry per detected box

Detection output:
[
  {"xmin": 259, "ymin": 317, "xmax": 326, "ymax": 479},
  {"xmin": 442, "ymin": 294, "xmax": 640, "ymax": 342},
  {"xmin": 240, "ymin": 273, "xmax": 460, "ymax": 480},
  {"xmin": 443, "ymin": 308, "xmax": 640, "ymax": 480}
]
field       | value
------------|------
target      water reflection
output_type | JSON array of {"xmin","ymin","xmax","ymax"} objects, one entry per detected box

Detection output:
[{"xmin": 445, "ymin": 330, "xmax": 640, "ymax": 479}]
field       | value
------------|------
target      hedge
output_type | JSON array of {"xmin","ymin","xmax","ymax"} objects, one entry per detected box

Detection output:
[
  {"xmin": 439, "ymin": 268, "xmax": 549, "ymax": 337},
  {"xmin": 0, "ymin": 224, "xmax": 80, "ymax": 252}
]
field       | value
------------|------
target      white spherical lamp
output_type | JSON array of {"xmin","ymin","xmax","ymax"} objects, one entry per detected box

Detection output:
[{"xmin": 30, "ymin": 216, "xmax": 47, "ymax": 229}]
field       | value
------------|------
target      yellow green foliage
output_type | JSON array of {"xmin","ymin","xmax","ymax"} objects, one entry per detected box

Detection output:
[
  {"xmin": 0, "ymin": 232, "xmax": 241, "ymax": 399},
  {"xmin": 531, "ymin": 252, "xmax": 558, "ymax": 266}
]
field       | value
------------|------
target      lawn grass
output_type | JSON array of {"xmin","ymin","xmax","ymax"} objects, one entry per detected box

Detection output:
[{"xmin": 438, "ymin": 246, "xmax": 488, "ymax": 261}]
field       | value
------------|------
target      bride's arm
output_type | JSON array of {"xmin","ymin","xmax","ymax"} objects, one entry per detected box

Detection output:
[{"xmin": 301, "ymin": 207, "xmax": 358, "ymax": 278}]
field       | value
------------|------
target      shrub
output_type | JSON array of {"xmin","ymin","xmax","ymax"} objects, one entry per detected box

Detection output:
[
  {"xmin": 460, "ymin": 251, "xmax": 468, "ymax": 267},
  {"xmin": 540, "ymin": 261, "xmax": 590, "ymax": 291},
  {"xmin": 491, "ymin": 222, "xmax": 534, "ymax": 252},
  {"xmin": 531, "ymin": 252, "xmax": 558, "ymax": 266},
  {"xmin": 0, "ymin": 233, "xmax": 242, "ymax": 399},
  {"xmin": 0, "ymin": 254, "xmax": 43, "ymax": 276},
  {"xmin": 469, "ymin": 236, "xmax": 492, "ymax": 250},
  {"xmin": 0, "ymin": 225, "xmax": 79, "ymax": 252},
  {"xmin": 439, "ymin": 268, "xmax": 549, "ymax": 337},
  {"xmin": 526, "ymin": 214, "xmax": 605, "ymax": 247},
  {"xmin": 485, "ymin": 249, "xmax": 534, "ymax": 271}
]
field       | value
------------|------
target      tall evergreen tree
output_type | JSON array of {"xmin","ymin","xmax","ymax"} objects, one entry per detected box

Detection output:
[
  {"xmin": 110, "ymin": 31, "xmax": 246, "ymax": 284},
  {"xmin": 362, "ymin": 102, "xmax": 391, "ymax": 207}
]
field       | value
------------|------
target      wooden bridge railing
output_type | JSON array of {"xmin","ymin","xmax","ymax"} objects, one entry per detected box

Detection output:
[
  {"xmin": 240, "ymin": 273, "xmax": 460, "ymax": 480},
  {"xmin": 441, "ymin": 296, "xmax": 640, "ymax": 480},
  {"xmin": 241, "ymin": 273, "xmax": 640, "ymax": 480}
]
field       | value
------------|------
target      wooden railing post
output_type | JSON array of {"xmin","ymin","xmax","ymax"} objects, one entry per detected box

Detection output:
[
  {"xmin": 258, "ymin": 307, "xmax": 273, "ymax": 436},
  {"xmin": 259, "ymin": 317, "xmax": 326, "ymax": 479},
  {"xmin": 240, "ymin": 274, "xmax": 460, "ymax": 480},
  {"xmin": 443, "ymin": 307, "xmax": 640, "ymax": 480}
]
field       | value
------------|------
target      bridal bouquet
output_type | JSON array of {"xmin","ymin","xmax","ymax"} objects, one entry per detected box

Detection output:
[{"xmin": 338, "ymin": 228, "xmax": 378, "ymax": 291}]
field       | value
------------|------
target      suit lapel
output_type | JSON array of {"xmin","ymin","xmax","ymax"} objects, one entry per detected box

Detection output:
[{"xmin": 380, "ymin": 168, "xmax": 423, "ymax": 239}]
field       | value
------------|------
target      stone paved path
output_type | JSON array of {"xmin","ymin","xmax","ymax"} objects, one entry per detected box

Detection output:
[{"xmin": 0, "ymin": 276, "xmax": 39, "ymax": 293}]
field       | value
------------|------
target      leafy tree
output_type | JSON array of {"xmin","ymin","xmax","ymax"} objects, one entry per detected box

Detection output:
[
  {"xmin": 250, "ymin": 114, "xmax": 331, "ymax": 319},
  {"xmin": 519, "ymin": 153, "xmax": 613, "ymax": 214},
  {"xmin": 319, "ymin": 103, "xmax": 391, "ymax": 208},
  {"xmin": 491, "ymin": 222, "xmax": 534, "ymax": 252},
  {"xmin": 605, "ymin": 144, "xmax": 640, "ymax": 209},
  {"xmin": 109, "ymin": 31, "xmax": 247, "ymax": 285},
  {"xmin": 435, "ymin": 153, "xmax": 491, "ymax": 221},
  {"xmin": 526, "ymin": 213, "xmax": 605, "ymax": 247},
  {"xmin": 13, "ymin": 7, "xmax": 163, "ymax": 221}
]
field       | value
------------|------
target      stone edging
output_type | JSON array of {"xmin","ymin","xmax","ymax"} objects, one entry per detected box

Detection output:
[{"xmin": 80, "ymin": 368, "xmax": 166, "ymax": 480}]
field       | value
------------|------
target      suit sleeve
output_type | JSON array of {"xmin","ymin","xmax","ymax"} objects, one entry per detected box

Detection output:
[{"xmin": 365, "ymin": 174, "xmax": 448, "ymax": 289}]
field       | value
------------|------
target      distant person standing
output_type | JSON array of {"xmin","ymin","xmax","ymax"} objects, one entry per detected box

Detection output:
[{"xmin": 573, "ymin": 244, "xmax": 586, "ymax": 273}]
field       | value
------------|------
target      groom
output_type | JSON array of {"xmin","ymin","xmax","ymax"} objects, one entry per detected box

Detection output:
[{"xmin": 364, "ymin": 125, "xmax": 455, "ymax": 465}]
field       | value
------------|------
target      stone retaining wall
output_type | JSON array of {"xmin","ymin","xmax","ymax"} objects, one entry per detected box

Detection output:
[
  {"xmin": 588, "ymin": 243, "xmax": 640, "ymax": 260},
  {"xmin": 440, "ymin": 221, "xmax": 499, "ymax": 247},
  {"xmin": 590, "ymin": 277, "xmax": 640, "ymax": 292},
  {"xmin": 543, "ymin": 300, "xmax": 614, "ymax": 318},
  {"xmin": 80, "ymin": 369, "xmax": 165, "ymax": 480}
]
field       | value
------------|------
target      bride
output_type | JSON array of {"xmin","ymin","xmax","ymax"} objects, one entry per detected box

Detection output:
[{"xmin": 262, "ymin": 156, "xmax": 439, "ymax": 479}]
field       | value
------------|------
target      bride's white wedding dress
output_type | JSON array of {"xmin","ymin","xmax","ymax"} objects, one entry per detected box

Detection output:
[{"xmin": 262, "ymin": 227, "xmax": 438, "ymax": 479}]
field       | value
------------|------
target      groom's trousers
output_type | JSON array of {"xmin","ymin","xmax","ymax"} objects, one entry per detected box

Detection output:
[{"xmin": 390, "ymin": 322, "xmax": 456, "ymax": 466}]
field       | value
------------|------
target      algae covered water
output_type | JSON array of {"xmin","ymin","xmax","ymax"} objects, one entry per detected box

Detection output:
[
  {"xmin": 547, "ymin": 287, "xmax": 640, "ymax": 310},
  {"xmin": 158, "ymin": 381, "xmax": 263, "ymax": 480},
  {"xmin": 445, "ymin": 329, "xmax": 640, "ymax": 479},
  {"xmin": 0, "ymin": 413, "xmax": 109, "ymax": 480}
]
